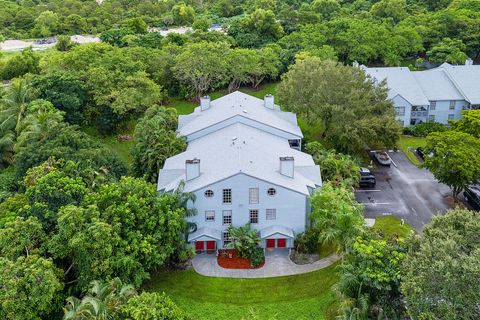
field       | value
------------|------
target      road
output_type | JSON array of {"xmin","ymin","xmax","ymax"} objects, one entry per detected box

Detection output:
[{"xmin": 355, "ymin": 151, "xmax": 452, "ymax": 231}]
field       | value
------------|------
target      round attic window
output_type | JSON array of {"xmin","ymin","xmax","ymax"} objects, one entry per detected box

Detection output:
[
  {"xmin": 204, "ymin": 190, "xmax": 214, "ymax": 198},
  {"xmin": 267, "ymin": 188, "xmax": 276, "ymax": 196}
]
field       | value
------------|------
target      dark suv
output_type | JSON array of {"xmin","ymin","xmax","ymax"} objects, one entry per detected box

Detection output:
[
  {"xmin": 464, "ymin": 185, "xmax": 480, "ymax": 210},
  {"xmin": 359, "ymin": 167, "xmax": 376, "ymax": 188}
]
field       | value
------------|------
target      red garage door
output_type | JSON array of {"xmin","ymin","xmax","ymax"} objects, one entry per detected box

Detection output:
[
  {"xmin": 195, "ymin": 241, "xmax": 204, "ymax": 251},
  {"xmin": 206, "ymin": 241, "xmax": 216, "ymax": 250},
  {"xmin": 266, "ymin": 239, "xmax": 275, "ymax": 248},
  {"xmin": 277, "ymin": 238, "xmax": 286, "ymax": 248}
]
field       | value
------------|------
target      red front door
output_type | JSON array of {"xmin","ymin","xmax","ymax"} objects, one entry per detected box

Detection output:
[
  {"xmin": 266, "ymin": 239, "xmax": 275, "ymax": 248},
  {"xmin": 206, "ymin": 241, "xmax": 215, "ymax": 250},
  {"xmin": 195, "ymin": 241, "xmax": 204, "ymax": 251},
  {"xmin": 277, "ymin": 238, "xmax": 286, "ymax": 248}
]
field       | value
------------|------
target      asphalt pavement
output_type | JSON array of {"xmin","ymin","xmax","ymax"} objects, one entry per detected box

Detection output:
[{"xmin": 355, "ymin": 151, "xmax": 452, "ymax": 231}]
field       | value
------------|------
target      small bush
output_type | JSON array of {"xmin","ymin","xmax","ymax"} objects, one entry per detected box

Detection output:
[
  {"xmin": 407, "ymin": 122, "xmax": 447, "ymax": 137},
  {"xmin": 250, "ymin": 247, "xmax": 265, "ymax": 268},
  {"xmin": 294, "ymin": 228, "xmax": 320, "ymax": 254}
]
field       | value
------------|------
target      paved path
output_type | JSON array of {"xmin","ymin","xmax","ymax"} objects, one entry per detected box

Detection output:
[{"xmin": 192, "ymin": 249, "xmax": 341, "ymax": 278}]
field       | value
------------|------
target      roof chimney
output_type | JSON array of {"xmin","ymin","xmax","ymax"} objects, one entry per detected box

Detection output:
[
  {"xmin": 264, "ymin": 94, "xmax": 274, "ymax": 110},
  {"xmin": 200, "ymin": 96, "xmax": 211, "ymax": 111},
  {"xmin": 465, "ymin": 58, "xmax": 473, "ymax": 66},
  {"xmin": 279, "ymin": 157, "xmax": 294, "ymax": 178},
  {"xmin": 185, "ymin": 158, "xmax": 200, "ymax": 181}
]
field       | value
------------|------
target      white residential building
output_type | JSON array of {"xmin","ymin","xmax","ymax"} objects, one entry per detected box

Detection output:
[
  {"xmin": 364, "ymin": 62, "xmax": 480, "ymax": 127},
  {"xmin": 157, "ymin": 91, "xmax": 322, "ymax": 252}
]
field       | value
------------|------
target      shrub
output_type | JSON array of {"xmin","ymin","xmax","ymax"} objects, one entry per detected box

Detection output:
[
  {"xmin": 250, "ymin": 247, "xmax": 265, "ymax": 268},
  {"xmin": 294, "ymin": 228, "xmax": 320, "ymax": 254},
  {"xmin": 407, "ymin": 122, "xmax": 448, "ymax": 137}
]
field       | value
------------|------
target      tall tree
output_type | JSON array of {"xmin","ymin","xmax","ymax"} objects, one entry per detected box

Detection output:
[
  {"xmin": 309, "ymin": 182, "xmax": 365, "ymax": 252},
  {"xmin": 173, "ymin": 42, "xmax": 230, "ymax": 99},
  {"xmin": 401, "ymin": 209, "xmax": 480, "ymax": 319},
  {"xmin": 132, "ymin": 106, "xmax": 186, "ymax": 183},
  {"xmin": 278, "ymin": 58, "xmax": 401, "ymax": 155},
  {"xmin": 422, "ymin": 130, "xmax": 480, "ymax": 199}
]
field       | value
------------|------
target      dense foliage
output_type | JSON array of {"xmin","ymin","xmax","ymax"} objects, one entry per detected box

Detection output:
[
  {"xmin": 401, "ymin": 209, "xmax": 480, "ymax": 319},
  {"xmin": 278, "ymin": 58, "xmax": 402, "ymax": 154},
  {"xmin": 227, "ymin": 223, "xmax": 264, "ymax": 267}
]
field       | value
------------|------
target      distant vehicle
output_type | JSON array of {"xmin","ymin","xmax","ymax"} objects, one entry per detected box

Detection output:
[
  {"xmin": 464, "ymin": 185, "xmax": 480, "ymax": 210},
  {"xmin": 373, "ymin": 151, "xmax": 391, "ymax": 166},
  {"xmin": 416, "ymin": 147, "xmax": 425, "ymax": 160},
  {"xmin": 359, "ymin": 167, "xmax": 376, "ymax": 188}
]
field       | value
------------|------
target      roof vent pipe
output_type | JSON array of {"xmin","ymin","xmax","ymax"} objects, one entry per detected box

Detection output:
[
  {"xmin": 279, "ymin": 156, "xmax": 294, "ymax": 178},
  {"xmin": 185, "ymin": 158, "xmax": 200, "ymax": 181},
  {"xmin": 200, "ymin": 96, "xmax": 211, "ymax": 111},
  {"xmin": 465, "ymin": 58, "xmax": 473, "ymax": 66},
  {"xmin": 264, "ymin": 94, "xmax": 274, "ymax": 110}
]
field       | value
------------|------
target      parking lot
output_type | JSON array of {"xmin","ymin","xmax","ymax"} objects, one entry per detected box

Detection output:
[{"xmin": 355, "ymin": 151, "xmax": 452, "ymax": 231}]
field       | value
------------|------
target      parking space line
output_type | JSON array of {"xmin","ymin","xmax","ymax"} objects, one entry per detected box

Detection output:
[
  {"xmin": 362, "ymin": 202, "xmax": 390, "ymax": 205},
  {"xmin": 356, "ymin": 190, "xmax": 381, "ymax": 192}
]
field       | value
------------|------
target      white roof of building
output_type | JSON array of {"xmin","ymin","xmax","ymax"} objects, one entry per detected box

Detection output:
[
  {"xmin": 260, "ymin": 225, "xmax": 294, "ymax": 238},
  {"xmin": 431, "ymin": 63, "xmax": 480, "ymax": 104},
  {"xmin": 412, "ymin": 70, "xmax": 464, "ymax": 101},
  {"xmin": 189, "ymin": 226, "xmax": 221, "ymax": 241},
  {"xmin": 365, "ymin": 67, "xmax": 430, "ymax": 106},
  {"xmin": 178, "ymin": 91, "xmax": 303, "ymax": 138},
  {"xmin": 365, "ymin": 63, "xmax": 480, "ymax": 105},
  {"xmin": 157, "ymin": 123, "xmax": 321, "ymax": 195}
]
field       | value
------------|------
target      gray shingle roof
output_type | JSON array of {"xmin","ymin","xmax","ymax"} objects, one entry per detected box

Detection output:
[
  {"xmin": 365, "ymin": 63, "xmax": 480, "ymax": 105},
  {"xmin": 157, "ymin": 123, "xmax": 321, "ymax": 195},
  {"xmin": 365, "ymin": 67, "xmax": 430, "ymax": 106},
  {"xmin": 260, "ymin": 225, "xmax": 294, "ymax": 238},
  {"xmin": 178, "ymin": 91, "xmax": 303, "ymax": 138}
]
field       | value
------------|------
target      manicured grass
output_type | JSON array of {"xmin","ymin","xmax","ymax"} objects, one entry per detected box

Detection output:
[
  {"xmin": 145, "ymin": 263, "xmax": 340, "ymax": 320},
  {"xmin": 372, "ymin": 215, "xmax": 413, "ymax": 239},
  {"xmin": 397, "ymin": 135, "xmax": 427, "ymax": 166}
]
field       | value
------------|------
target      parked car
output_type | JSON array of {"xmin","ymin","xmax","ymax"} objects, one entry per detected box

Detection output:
[
  {"xmin": 359, "ymin": 167, "xmax": 376, "ymax": 188},
  {"xmin": 464, "ymin": 185, "xmax": 480, "ymax": 210},
  {"xmin": 416, "ymin": 147, "xmax": 425, "ymax": 160},
  {"xmin": 373, "ymin": 151, "xmax": 391, "ymax": 166}
]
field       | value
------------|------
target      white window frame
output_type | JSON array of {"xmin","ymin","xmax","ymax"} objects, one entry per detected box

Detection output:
[
  {"xmin": 395, "ymin": 106, "xmax": 405, "ymax": 116},
  {"xmin": 249, "ymin": 188, "xmax": 259, "ymax": 204},
  {"xmin": 223, "ymin": 231, "xmax": 232, "ymax": 247},
  {"xmin": 430, "ymin": 101, "xmax": 436, "ymax": 111},
  {"xmin": 205, "ymin": 210, "xmax": 215, "ymax": 222},
  {"xmin": 222, "ymin": 210, "xmax": 232, "ymax": 225},
  {"xmin": 448, "ymin": 114, "xmax": 455, "ymax": 120},
  {"xmin": 222, "ymin": 189, "xmax": 232, "ymax": 204},
  {"xmin": 266, "ymin": 209, "xmax": 276, "ymax": 220},
  {"xmin": 249, "ymin": 209, "xmax": 259, "ymax": 224},
  {"xmin": 449, "ymin": 100, "xmax": 455, "ymax": 110}
]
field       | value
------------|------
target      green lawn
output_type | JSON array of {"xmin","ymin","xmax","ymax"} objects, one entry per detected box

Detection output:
[
  {"xmin": 144, "ymin": 263, "xmax": 340, "ymax": 320},
  {"xmin": 372, "ymin": 215, "xmax": 413, "ymax": 239},
  {"xmin": 397, "ymin": 135, "xmax": 427, "ymax": 166}
]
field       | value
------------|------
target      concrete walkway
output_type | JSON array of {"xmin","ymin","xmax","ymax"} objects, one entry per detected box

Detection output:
[{"xmin": 192, "ymin": 249, "xmax": 341, "ymax": 278}]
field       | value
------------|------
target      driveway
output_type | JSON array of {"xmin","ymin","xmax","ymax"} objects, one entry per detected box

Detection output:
[
  {"xmin": 192, "ymin": 249, "xmax": 340, "ymax": 278},
  {"xmin": 355, "ymin": 151, "xmax": 452, "ymax": 231}
]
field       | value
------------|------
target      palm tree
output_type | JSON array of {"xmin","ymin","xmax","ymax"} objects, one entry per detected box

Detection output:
[
  {"xmin": 63, "ymin": 278, "xmax": 136, "ymax": 320},
  {"xmin": 0, "ymin": 128, "xmax": 14, "ymax": 167},
  {"xmin": 0, "ymin": 78, "xmax": 36, "ymax": 134},
  {"xmin": 14, "ymin": 101, "xmax": 64, "ymax": 151}
]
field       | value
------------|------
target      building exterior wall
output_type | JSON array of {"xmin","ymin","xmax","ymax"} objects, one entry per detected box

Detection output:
[
  {"xmin": 391, "ymin": 95, "xmax": 412, "ymax": 127},
  {"xmin": 427, "ymin": 100, "xmax": 469, "ymax": 124},
  {"xmin": 183, "ymin": 115, "xmax": 302, "ymax": 142},
  {"xmin": 187, "ymin": 173, "xmax": 308, "ymax": 248}
]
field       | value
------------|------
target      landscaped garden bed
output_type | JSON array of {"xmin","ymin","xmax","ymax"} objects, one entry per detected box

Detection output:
[{"xmin": 217, "ymin": 249, "xmax": 265, "ymax": 269}]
